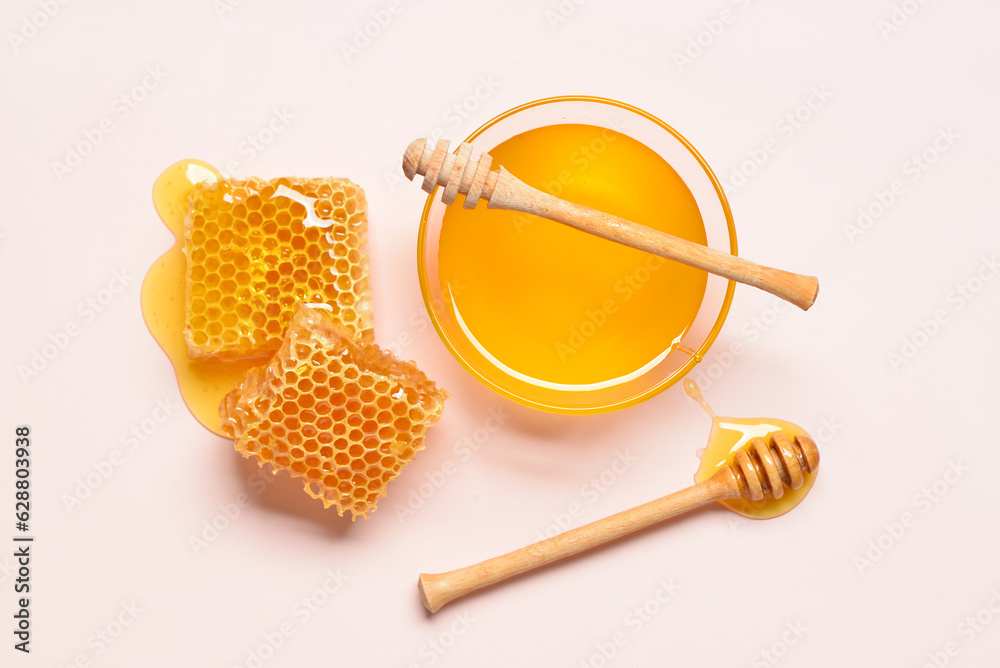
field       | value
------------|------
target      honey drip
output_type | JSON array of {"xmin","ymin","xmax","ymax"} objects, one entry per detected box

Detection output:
[
  {"xmin": 686, "ymin": 380, "xmax": 817, "ymax": 519},
  {"xmin": 144, "ymin": 160, "xmax": 256, "ymax": 435}
]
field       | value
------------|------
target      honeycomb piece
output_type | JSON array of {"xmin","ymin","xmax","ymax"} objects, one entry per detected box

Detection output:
[
  {"xmin": 220, "ymin": 304, "xmax": 449, "ymax": 520},
  {"xmin": 183, "ymin": 176, "xmax": 372, "ymax": 360}
]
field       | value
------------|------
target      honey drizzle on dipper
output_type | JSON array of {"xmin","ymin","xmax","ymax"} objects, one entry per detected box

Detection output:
[{"xmin": 686, "ymin": 379, "xmax": 818, "ymax": 519}]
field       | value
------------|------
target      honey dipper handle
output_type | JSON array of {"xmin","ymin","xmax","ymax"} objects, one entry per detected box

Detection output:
[
  {"xmin": 418, "ymin": 468, "xmax": 741, "ymax": 613},
  {"xmin": 488, "ymin": 169, "xmax": 819, "ymax": 311}
]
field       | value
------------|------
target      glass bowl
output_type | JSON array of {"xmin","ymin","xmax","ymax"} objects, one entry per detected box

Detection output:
[{"xmin": 417, "ymin": 96, "xmax": 736, "ymax": 414}]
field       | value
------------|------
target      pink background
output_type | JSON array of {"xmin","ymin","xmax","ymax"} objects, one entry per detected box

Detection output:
[{"xmin": 2, "ymin": 1, "xmax": 999, "ymax": 666}]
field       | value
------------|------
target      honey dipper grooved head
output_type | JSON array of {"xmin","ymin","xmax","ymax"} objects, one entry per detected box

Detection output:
[
  {"xmin": 401, "ymin": 138, "xmax": 499, "ymax": 207},
  {"xmin": 402, "ymin": 139, "xmax": 426, "ymax": 180},
  {"xmin": 732, "ymin": 434, "xmax": 819, "ymax": 502}
]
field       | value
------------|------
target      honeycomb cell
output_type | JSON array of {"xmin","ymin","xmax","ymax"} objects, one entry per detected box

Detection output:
[
  {"xmin": 219, "ymin": 304, "xmax": 448, "ymax": 520},
  {"xmin": 183, "ymin": 176, "xmax": 373, "ymax": 360}
]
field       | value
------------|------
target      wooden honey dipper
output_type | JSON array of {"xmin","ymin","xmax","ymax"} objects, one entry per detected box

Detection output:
[
  {"xmin": 417, "ymin": 433, "xmax": 819, "ymax": 613},
  {"xmin": 403, "ymin": 138, "xmax": 819, "ymax": 310}
]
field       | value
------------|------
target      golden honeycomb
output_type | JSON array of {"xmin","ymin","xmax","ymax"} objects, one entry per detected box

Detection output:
[
  {"xmin": 220, "ymin": 304, "xmax": 449, "ymax": 520},
  {"xmin": 184, "ymin": 176, "xmax": 372, "ymax": 360}
]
